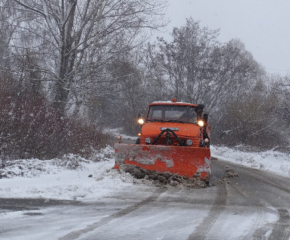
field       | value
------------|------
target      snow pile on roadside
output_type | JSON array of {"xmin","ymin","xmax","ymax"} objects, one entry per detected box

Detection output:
[
  {"xmin": 0, "ymin": 146, "xmax": 149, "ymax": 201},
  {"xmin": 211, "ymin": 145, "xmax": 290, "ymax": 177},
  {"xmin": 0, "ymin": 146, "xmax": 114, "ymax": 179}
]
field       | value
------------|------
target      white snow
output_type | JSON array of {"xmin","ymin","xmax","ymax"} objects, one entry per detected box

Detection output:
[
  {"xmin": 0, "ymin": 146, "xmax": 150, "ymax": 201},
  {"xmin": 0, "ymin": 145, "xmax": 289, "ymax": 201},
  {"xmin": 211, "ymin": 145, "xmax": 290, "ymax": 178}
]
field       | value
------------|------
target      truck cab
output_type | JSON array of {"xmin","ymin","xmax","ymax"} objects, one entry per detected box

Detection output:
[{"xmin": 138, "ymin": 100, "xmax": 210, "ymax": 148}]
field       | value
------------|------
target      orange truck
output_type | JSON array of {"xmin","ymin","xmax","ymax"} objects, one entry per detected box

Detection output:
[{"xmin": 114, "ymin": 98, "xmax": 211, "ymax": 181}]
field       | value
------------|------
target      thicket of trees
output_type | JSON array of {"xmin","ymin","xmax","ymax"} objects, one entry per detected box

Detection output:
[{"xmin": 0, "ymin": 1, "xmax": 289, "ymax": 159}]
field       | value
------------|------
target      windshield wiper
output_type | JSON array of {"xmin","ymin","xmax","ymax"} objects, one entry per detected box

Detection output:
[
  {"xmin": 164, "ymin": 120, "xmax": 185, "ymax": 123},
  {"xmin": 147, "ymin": 119, "xmax": 164, "ymax": 122}
]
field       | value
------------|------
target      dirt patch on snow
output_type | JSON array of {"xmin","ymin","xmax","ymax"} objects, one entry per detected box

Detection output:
[
  {"xmin": 225, "ymin": 167, "xmax": 239, "ymax": 178},
  {"xmin": 211, "ymin": 166, "xmax": 239, "ymax": 186},
  {"xmin": 119, "ymin": 164, "xmax": 208, "ymax": 189}
]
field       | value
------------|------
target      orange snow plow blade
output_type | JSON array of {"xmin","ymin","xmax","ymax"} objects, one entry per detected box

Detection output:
[{"xmin": 114, "ymin": 143, "xmax": 211, "ymax": 180}]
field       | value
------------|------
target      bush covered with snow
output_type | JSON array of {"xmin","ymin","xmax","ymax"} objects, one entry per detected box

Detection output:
[
  {"xmin": 0, "ymin": 77, "xmax": 111, "ymax": 160},
  {"xmin": 0, "ymin": 146, "xmax": 115, "ymax": 179}
]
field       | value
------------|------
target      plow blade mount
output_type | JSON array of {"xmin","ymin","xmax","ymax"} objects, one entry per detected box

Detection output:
[{"xmin": 114, "ymin": 143, "xmax": 211, "ymax": 180}]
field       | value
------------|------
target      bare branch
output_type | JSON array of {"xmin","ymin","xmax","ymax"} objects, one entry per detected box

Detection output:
[{"xmin": 13, "ymin": 0, "xmax": 46, "ymax": 17}]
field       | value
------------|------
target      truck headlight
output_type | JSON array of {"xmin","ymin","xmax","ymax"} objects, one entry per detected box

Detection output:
[
  {"xmin": 137, "ymin": 118, "xmax": 144, "ymax": 125},
  {"xmin": 197, "ymin": 120, "xmax": 204, "ymax": 127}
]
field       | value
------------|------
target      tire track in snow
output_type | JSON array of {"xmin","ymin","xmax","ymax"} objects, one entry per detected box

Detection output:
[
  {"xmin": 220, "ymin": 161, "xmax": 290, "ymax": 194},
  {"xmin": 215, "ymin": 159, "xmax": 290, "ymax": 240},
  {"xmin": 187, "ymin": 160, "xmax": 265, "ymax": 240},
  {"xmin": 228, "ymin": 182, "xmax": 270, "ymax": 240},
  {"xmin": 268, "ymin": 208, "xmax": 290, "ymax": 240},
  {"xmin": 253, "ymin": 223, "xmax": 273, "ymax": 240},
  {"xmin": 187, "ymin": 181, "xmax": 227, "ymax": 240},
  {"xmin": 58, "ymin": 188, "xmax": 166, "ymax": 240},
  {"xmin": 226, "ymin": 161, "xmax": 290, "ymax": 239},
  {"xmin": 253, "ymin": 209, "xmax": 290, "ymax": 240}
]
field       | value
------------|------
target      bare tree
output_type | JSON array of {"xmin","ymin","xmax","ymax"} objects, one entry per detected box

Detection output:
[
  {"xmin": 0, "ymin": 0, "xmax": 20, "ymax": 72},
  {"xmin": 151, "ymin": 19, "xmax": 263, "ymax": 112},
  {"xmin": 12, "ymin": 0, "xmax": 167, "ymax": 113},
  {"xmin": 141, "ymin": 43, "xmax": 169, "ymax": 102},
  {"xmin": 155, "ymin": 19, "xmax": 221, "ymax": 102}
]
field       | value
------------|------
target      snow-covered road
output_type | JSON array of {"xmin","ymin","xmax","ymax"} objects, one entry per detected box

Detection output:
[{"xmin": 0, "ymin": 146, "xmax": 290, "ymax": 239}]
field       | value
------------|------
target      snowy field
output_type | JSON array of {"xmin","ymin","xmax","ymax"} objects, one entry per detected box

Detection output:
[{"xmin": 0, "ymin": 145, "xmax": 289, "ymax": 201}]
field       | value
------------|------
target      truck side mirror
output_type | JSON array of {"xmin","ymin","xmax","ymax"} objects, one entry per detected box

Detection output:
[
  {"xmin": 197, "ymin": 104, "xmax": 205, "ymax": 117},
  {"xmin": 203, "ymin": 114, "xmax": 208, "ymax": 123}
]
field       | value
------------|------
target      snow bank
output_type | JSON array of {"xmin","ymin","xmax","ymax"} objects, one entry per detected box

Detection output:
[
  {"xmin": 0, "ymin": 146, "xmax": 149, "ymax": 201},
  {"xmin": 211, "ymin": 145, "xmax": 290, "ymax": 177}
]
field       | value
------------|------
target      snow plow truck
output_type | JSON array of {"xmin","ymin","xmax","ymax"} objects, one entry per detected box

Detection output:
[{"xmin": 114, "ymin": 98, "xmax": 211, "ymax": 181}]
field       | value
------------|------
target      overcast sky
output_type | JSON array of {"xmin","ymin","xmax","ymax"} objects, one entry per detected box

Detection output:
[{"xmin": 156, "ymin": 0, "xmax": 290, "ymax": 76}]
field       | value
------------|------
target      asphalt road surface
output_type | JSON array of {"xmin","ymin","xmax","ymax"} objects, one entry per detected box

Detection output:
[{"xmin": 1, "ymin": 159, "xmax": 290, "ymax": 240}]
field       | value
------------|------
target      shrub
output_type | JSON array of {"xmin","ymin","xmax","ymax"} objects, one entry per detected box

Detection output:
[{"xmin": 0, "ymin": 76, "xmax": 110, "ymax": 159}]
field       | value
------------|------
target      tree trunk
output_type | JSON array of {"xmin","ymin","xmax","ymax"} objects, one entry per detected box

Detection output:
[{"xmin": 53, "ymin": 0, "xmax": 77, "ymax": 113}]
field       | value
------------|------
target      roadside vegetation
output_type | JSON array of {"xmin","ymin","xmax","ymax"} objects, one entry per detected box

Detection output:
[{"xmin": 0, "ymin": 74, "xmax": 110, "ymax": 159}]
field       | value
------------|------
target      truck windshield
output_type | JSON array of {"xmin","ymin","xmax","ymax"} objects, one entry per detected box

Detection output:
[{"xmin": 147, "ymin": 105, "xmax": 197, "ymax": 123}]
